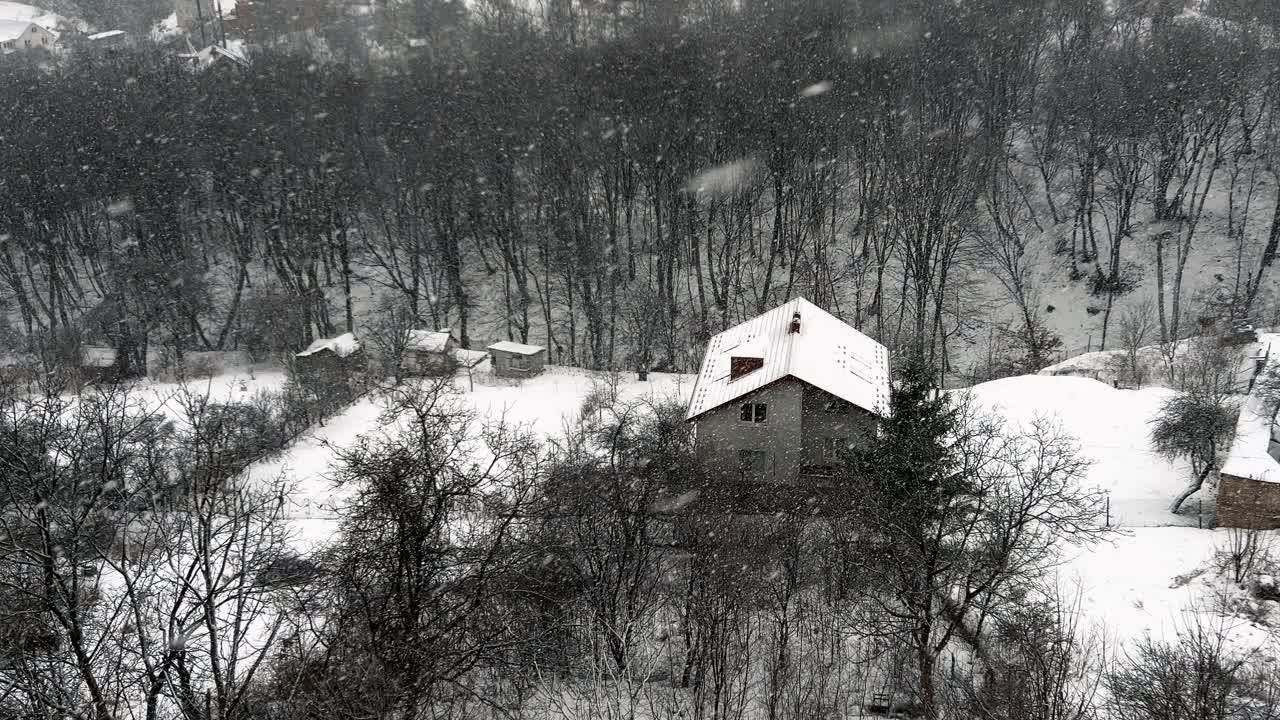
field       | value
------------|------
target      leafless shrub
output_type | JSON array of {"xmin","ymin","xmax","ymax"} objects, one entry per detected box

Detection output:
[
  {"xmin": 1108, "ymin": 613, "xmax": 1280, "ymax": 720},
  {"xmin": 945, "ymin": 583, "xmax": 1108, "ymax": 720}
]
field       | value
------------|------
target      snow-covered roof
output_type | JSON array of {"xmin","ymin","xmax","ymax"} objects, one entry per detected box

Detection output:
[
  {"xmin": 0, "ymin": 19, "xmax": 38, "ymax": 41},
  {"xmin": 686, "ymin": 297, "xmax": 889, "ymax": 422},
  {"xmin": 487, "ymin": 341, "xmax": 545, "ymax": 356},
  {"xmin": 1222, "ymin": 334, "xmax": 1280, "ymax": 484},
  {"xmin": 82, "ymin": 346, "xmax": 116, "ymax": 368},
  {"xmin": 405, "ymin": 329, "xmax": 453, "ymax": 353},
  {"xmin": 178, "ymin": 40, "xmax": 248, "ymax": 71},
  {"xmin": 86, "ymin": 29, "xmax": 124, "ymax": 40},
  {"xmin": 297, "ymin": 332, "xmax": 361, "ymax": 358},
  {"xmin": 454, "ymin": 348, "xmax": 489, "ymax": 367}
]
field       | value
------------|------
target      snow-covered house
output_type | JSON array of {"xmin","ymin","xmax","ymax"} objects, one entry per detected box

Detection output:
[
  {"xmin": 685, "ymin": 297, "xmax": 890, "ymax": 487},
  {"xmin": 487, "ymin": 341, "xmax": 546, "ymax": 378},
  {"xmin": 1218, "ymin": 340, "xmax": 1280, "ymax": 529},
  {"xmin": 401, "ymin": 329, "xmax": 457, "ymax": 376},
  {"xmin": 0, "ymin": 20, "xmax": 54, "ymax": 55}
]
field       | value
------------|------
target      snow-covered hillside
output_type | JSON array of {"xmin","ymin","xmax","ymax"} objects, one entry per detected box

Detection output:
[{"xmin": 969, "ymin": 375, "xmax": 1192, "ymax": 528}]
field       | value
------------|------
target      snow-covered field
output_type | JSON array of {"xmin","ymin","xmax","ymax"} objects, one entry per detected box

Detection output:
[
  {"xmin": 227, "ymin": 366, "xmax": 693, "ymax": 549},
  {"xmin": 969, "ymin": 375, "xmax": 1194, "ymax": 528},
  {"xmin": 112, "ymin": 361, "xmax": 1276, "ymax": 652}
]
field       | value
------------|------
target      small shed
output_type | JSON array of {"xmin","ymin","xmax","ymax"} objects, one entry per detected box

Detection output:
[
  {"xmin": 487, "ymin": 341, "xmax": 547, "ymax": 378},
  {"xmin": 1218, "ymin": 339, "xmax": 1280, "ymax": 529},
  {"xmin": 401, "ymin": 329, "xmax": 457, "ymax": 376},
  {"xmin": 81, "ymin": 346, "xmax": 119, "ymax": 384},
  {"xmin": 295, "ymin": 332, "xmax": 365, "ymax": 380}
]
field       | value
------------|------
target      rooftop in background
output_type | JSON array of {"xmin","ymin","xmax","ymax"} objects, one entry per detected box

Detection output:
[
  {"xmin": 81, "ymin": 346, "xmax": 117, "ymax": 368},
  {"xmin": 86, "ymin": 29, "xmax": 125, "ymax": 40},
  {"xmin": 1221, "ymin": 334, "xmax": 1280, "ymax": 484},
  {"xmin": 405, "ymin": 329, "xmax": 454, "ymax": 353},
  {"xmin": 297, "ymin": 332, "xmax": 361, "ymax": 358},
  {"xmin": 0, "ymin": 18, "xmax": 37, "ymax": 42},
  {"xmin": 487, "ymin": 341, "xmax": 545, "ymax": 356},
  {"xmin": 177, "ymin": 40, "xmax": 249, "ymax": 71},
  {"xmin": 686, "ymin": 297, "xmax": 890, "ymax": 422}
]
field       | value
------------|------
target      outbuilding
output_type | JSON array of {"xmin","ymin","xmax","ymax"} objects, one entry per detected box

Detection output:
[
  {"xmin": 1218, "ymin": 337, "xmax": 1280, "ymax": 529},
  {"xmin": 295, "ymin": 332, "xmax": 365, "ymax": 380},
  {"xmin": 401, "ymin": 329, "xmax": 458, "ymax": 376},
  {"xmin": 486, "ymin": 341, "xmax": 547, "ymax": 378}
]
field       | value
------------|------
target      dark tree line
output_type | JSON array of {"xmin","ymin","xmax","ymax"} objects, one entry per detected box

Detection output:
[{"xmin": 3, "ymin": 0, "xmax": 1278, "ymax": 380}]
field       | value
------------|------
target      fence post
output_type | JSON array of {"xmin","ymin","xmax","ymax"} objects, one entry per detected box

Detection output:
[{"xmin": 1105, "ymin": 493, "xmax": 1111, "ymax": 528}]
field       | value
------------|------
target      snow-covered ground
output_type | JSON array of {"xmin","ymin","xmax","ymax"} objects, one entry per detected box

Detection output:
[
  {"xmin": 111, "ymin": 361, "xmax": 1277, "ymax": 652},
  {"xmin": 228, "ymin": 365, "xmax": 693, "ymax": 549},
  {"xmin": 968, "ymin": 375, "xmax": 1194, "ymax": 528}
]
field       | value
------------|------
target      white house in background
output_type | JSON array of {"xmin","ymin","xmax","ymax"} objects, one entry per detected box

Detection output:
[
  {"xmin": 685, "ymin": 297, "xmax": 890, "ymax": 487},
  {"xmin": 0, "ymin": 20, "xmax": 54, "ymax": 55}
]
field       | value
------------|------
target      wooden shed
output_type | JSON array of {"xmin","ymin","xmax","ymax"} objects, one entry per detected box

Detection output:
[
  {"xmin": 81, "ymin": 346, "xmax": 121, "ymax": 384},
  {"xmin": 295, "ymin": 333, "xmax": 365, "ymax": 381},
  {"xmin": 487, "ymin": 341, "xmax": 547, "ymax": 378},
  {"xmin": 1217, "ymin": 345, "xmax": 1280, "ymax": 529},
  {"xmin": 401, "ymin": 329, "xmax": 457, "ymax": 376}
]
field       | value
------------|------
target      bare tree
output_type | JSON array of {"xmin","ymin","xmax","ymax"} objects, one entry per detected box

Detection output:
[
  {"xmin": 945, "ymin": 582, "xmax": 1108, "ymax": 720},
  {"xmin": 268, "ymin": 378, "xmax": 543, "ymax": 719},
  {"xmin": 1151, "ymin": 339, "xmax": 1240, "ymax": 514},
  {"xmin": 363, "ymin": 294, "xmax": 418, "ymax": 384},
  {"xmin": 840, "ymin": 360, "xmax": 1109, "ymax": 719},
  {"xmin": 1109, "ymin": 613, "xmax": 1280, "ymax": 720},
  {"xmin": 1116, "ymin": 299, "xmax": 1157, "ymax": 387}
]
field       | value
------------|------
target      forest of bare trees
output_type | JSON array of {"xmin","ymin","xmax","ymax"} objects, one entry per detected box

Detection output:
[
  {"xmin": 5, "ymin": 0, "xmax": 1280, "ymax": 716},
  {"xmin": 2, "ymin": 0, "xmax": 1280, "ymax": 382}
]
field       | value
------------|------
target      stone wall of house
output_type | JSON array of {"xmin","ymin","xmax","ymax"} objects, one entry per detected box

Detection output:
[
  {"xmin": 694, "ymin": 379, "xmax": 805, "ymax": 485},
  {"xmin": 1216, "ymin": 473, "xmax": 1280, "ymax": 529}
]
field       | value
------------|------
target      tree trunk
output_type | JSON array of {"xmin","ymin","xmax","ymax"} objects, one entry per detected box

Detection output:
[{"xmin": 1171, "ymin": 460, "xmax": 1213, "ymax": 514}]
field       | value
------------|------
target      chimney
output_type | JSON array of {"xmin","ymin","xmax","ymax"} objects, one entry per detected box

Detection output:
[{"xmin": 788, "ymin": 311, "xmax": 801, "ymax": 334}]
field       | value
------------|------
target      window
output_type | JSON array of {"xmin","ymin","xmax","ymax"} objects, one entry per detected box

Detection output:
[
  {"xmin": 24, "ymin": 39, "xmax": 29, "ymax": 47},
  {"xmin": 821, "ymin": 437, "xmax": 846, "ymax": 461},
  {"xmin": 729, "ymin": 355, "xmax": 763, "ymax": 380},
  {"xmin": 510, "ymin": 355, "xmax": 530, "ymax": 371},
  {"xmin": 739, "ymin": 402, "xmax": 767, "ymax": 423},
  {"xmin": 738, "ymin": 449, "xmax": 767, "ymax": 478},
  {"xmin": 824, "ymin": 399, "xmax": 851, "ymax": 414}
]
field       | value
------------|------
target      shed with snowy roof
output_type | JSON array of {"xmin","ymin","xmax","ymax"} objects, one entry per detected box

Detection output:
[
  {"xmin": 294, "ymin": 332, "xmax": 366, "ymax": 381},
  {"xmin": 487, "ymin": 341, "xmax": 546, "ymax": 378},
  {"xmin": 401, "ymin": 329, "xmax": 457, "ymax": 376},
  {"xmin": 1218, "ymin": 337, "xmax": 1280, "ymax": 529},
  {"xmin": 686, "ymin": 297, "xmax": 889, "ymax": 490}
]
